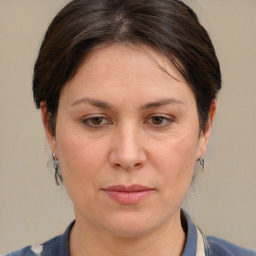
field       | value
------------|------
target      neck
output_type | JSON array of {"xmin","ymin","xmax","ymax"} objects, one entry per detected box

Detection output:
[{"xmin": 69, "ymin": 209, "xmax": 186, "ymax": 256}]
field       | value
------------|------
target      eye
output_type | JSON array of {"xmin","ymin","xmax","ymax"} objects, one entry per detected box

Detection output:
[
  {"xmin": 82, "ymin": 116, "xmax": 111, "ymax": 127},
  {"xmin": 146, "ymin": 115, "xmax": 173, "ymax": 127}
]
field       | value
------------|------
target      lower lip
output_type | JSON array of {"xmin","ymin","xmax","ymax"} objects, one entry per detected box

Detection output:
[{"xmin": 103, "ymin": 190, "xmax": 154, "ymax": 205}]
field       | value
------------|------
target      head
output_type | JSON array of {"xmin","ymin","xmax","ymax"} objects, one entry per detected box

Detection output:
[
  {"xmin": 36, "ymin": 0, "xmax": 221, "ymax": 238},
  {"xmin": 34, "ymin": 0, "xmax": 221, "ymax": 135}
]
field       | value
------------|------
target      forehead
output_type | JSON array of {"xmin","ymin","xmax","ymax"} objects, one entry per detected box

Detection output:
[
  {"xmin": 78, "ymin": 43, "xmax": 185, "ymax": 82},
  {"xmin": 60, "ymin": 43, "xmax": 195, "ymax": 107}
]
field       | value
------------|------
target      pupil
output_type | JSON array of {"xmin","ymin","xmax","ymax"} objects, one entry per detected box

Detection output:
[
  {"xmin": 92, "ymin": 117, "xmax": 102, "ymax": 125},
  {"xmin": 152, "ymin": 117, "xmax": 163, "ymax": 125}
]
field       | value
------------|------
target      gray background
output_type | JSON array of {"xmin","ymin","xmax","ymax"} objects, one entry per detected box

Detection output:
[{"xmin": 0, "ymin": 0, "xmax": 255, "ymax": 254}]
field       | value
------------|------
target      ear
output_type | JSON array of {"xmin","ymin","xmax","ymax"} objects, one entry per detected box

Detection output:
[
  {"xmin": 197, "ymin": 100, "xmax": 217, "ymax": 159},
  {"xmin": 40, "ymin": 102, "xmax": 57, "ymax": 156}
]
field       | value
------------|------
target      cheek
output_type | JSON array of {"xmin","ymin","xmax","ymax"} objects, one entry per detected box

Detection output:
[
  {"xmin": 55, "ymin": 124, "xmax": 108, "ymax": 186},
  {"xmin": 151, "ymin": 137, "xmax": 198, "ymax": 197},
  {"xmin": 153, "ymin": 136, "xmax": 198, "ymax": 172},
  {"xmin": 55, "ymin": 128, "xmax": 112, "ymax": 213}
]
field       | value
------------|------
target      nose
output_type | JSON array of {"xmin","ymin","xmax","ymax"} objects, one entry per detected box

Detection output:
[{"xmin": 109, "ymin": 123, "xmax": 147, "ymax": 171}]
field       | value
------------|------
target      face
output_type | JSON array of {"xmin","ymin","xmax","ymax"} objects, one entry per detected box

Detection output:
[{"xmin": 43, "ymin": 44, "xmax": 213, "ymax": 237}]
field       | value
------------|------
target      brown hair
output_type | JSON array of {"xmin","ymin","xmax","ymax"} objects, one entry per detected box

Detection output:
[{"xmin": 33, "ymin": 0, "xmax": 221, "ymax": 135}]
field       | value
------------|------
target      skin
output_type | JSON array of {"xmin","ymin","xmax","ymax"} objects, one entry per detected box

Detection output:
[{"xmin": 42, "ymin": 44, "xmax": 216, "ymax": 256}]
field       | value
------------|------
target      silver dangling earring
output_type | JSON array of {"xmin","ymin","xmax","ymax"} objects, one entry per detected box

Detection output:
[
  {"xmin": 52, "ymin": 153, "xmax": 63, "ymax": 185},
  {"xmin": 199, "ymin": 157, "xmax": 205, "ymax": 171}
]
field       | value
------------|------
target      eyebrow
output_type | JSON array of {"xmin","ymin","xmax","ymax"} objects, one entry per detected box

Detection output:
[
  {"xmin": 71, "ymin": 97, "xmax": 112, "ymax": 109},
  {"xmin": 141, "ymin": 98, "xmax": 185, "ymax": 109},
  {"xmin": 71, "ymin": 97, "xmax": 184, "ymax": 110}
]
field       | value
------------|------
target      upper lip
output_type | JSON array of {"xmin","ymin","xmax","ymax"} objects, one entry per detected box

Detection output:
[{"xmin": 102, "ymin": 184, "xmax": 154, "ymax": 192}]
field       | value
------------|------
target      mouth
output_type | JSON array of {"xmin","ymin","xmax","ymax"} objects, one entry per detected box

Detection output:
[{"xmin": 101, "ymin": 184, "xmax": 155, "ymax": 205}]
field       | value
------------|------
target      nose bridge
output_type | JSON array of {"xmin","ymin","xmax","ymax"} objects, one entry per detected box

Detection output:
[
  {"xmin": 119, "ymin": 121, "xmax": 139, "ymax": 154},
  {"xmin": 109, "ymin": 120, "xmax": 146, "ymax": 170}
]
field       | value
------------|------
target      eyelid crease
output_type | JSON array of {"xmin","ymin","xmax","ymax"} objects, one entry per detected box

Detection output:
[{"xmin": 145, "ymin": 113, "xmax": 175, "ymax": 120}]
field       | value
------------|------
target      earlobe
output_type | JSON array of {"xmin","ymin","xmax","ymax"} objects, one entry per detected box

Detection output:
[{"xmin": 40, "ymin": 102, "xmax": 57, "ymax": 154}]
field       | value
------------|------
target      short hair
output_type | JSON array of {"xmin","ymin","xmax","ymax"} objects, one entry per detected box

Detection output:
[{"xmin": 33, "ymin": 0, "xmax": 221, "ymax": 134}]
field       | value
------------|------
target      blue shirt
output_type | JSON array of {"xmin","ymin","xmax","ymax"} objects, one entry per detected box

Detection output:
[{"xmin": 6, "ymin": 211, "xmax": 256, "ymax": 256}]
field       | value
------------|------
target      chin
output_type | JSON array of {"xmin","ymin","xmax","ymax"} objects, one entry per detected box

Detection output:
[{"xmin": 101, "ymin": 211, "xmax": 167, "ymax": 238}]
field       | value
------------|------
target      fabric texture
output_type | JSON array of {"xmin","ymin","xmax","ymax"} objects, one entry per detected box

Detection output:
[{"xmin": 6, "ymin": 211, "xmax": 256, "ymax": 256}]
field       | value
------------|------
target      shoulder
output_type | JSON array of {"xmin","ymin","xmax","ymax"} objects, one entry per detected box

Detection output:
[
  {"xmin": 4, "ymin": 237, "xmax": 61, "ymax": 256},
  {"xmin": 4, "ymin": 244, "xmax": 43, "ymax": 256},
  {"xmin": 207, "ymin": 236, "xmax": 256, "ymax": 256},
  {"xmin": 5, "ymin": 221, "xmax": 74, "ymax": 256},
  {"xmin": 5, "ymin": 236, "xmax": 62, "ymax": 256}
]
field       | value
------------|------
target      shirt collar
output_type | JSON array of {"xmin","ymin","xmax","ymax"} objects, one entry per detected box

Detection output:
[{"xmin": 181, "ymin": 210, "xmax": 198, "ymax": 256}]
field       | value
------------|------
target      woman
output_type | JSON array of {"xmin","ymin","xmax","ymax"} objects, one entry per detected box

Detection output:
[{"xmin": 6, "ymin": 0, "xmax": 256, "ymax": 255}]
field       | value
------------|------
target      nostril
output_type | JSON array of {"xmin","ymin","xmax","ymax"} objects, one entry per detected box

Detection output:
[{"xmin": 113, "ymin": 162, "xmax": 142, "ymax": 169}]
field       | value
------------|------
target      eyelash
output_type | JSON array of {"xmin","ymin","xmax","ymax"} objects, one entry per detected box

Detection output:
[
  {"xmin": 145, "ymin": 115, "xmax": 174, "ymax": 127},
  {"xmin": 81, "ymin": 115, "xmax": 174, "ymax": 128},
  {"xmin": 81, "ymin": 116, "xmax": 112, "ymax": 127}
]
